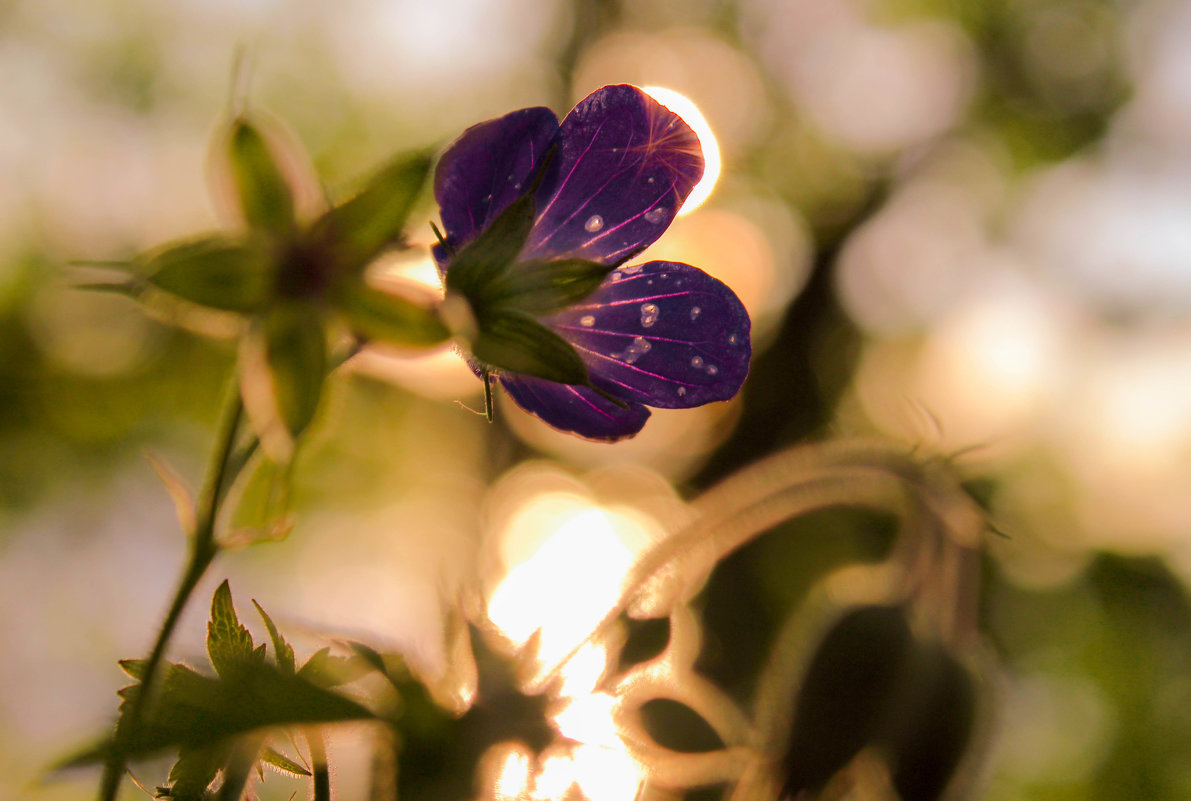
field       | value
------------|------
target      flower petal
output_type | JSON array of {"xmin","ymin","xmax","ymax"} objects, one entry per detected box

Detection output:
[
  {"xmin": 523, "ymin": 85, "xmax": 704, "ymax": 266},
  {"xmin": 547, "ymin": 261, "xmax": 750, "ymax": 409},
  {"xmin": 434, "ymin": 106, "xmax": 560, "ymax": 264},
  {"xmin": 499, "ymin": 373, "xmax": 650, "ymax": 441}
]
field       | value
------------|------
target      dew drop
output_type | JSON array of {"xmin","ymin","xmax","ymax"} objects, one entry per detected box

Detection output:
[
  {"xmin": 610, "ymin": 271, "xmax": 623, "ymax": 282},
  {"xmin": 621, "ymin": 336, "xmax": 651, "ymax": 364},
  {"xmin": 691, "ymin": 356, "xmax": 704, "ymax": 368},
  {"xmin": 728, "ymin": 334, "xmax": 738, "ymax": 345},
  {"xmin": 644, "ymin": 206, "xmax": 668, "ymax": 225},
  {"xmin": 483, "ymin": 193, "xmax": 493, "ymax": 202},
  {"xmin": 647, "ymin": 176, "xmax": 655, "ymax": 184},
  {"xmin": 579, "ymin": 315, "xmax": 595, "ymax": 327},
  {"xmin": 584, "ymin": 215, "xmax": 604, "ymax": 233},
  {"xmin": 707, "ymin": 365, "xmax": 718, "ymax": 375},
  {"xmin": 677, "ymin": 386, "xmax": 686, "ymax": 397},
  {"xmin": 639, "ymin": 303, "xmax": 660, "ymax": 328},
  {"xmin": 690, "ymin": 306, "xmax": 701, "ymax": 321}
]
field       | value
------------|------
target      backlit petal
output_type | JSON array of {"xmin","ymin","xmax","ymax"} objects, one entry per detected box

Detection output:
[
  {"xmin": 434, "ymin": 106, "xmax": 560, "ymax": 266},
  {"xmin": 547, "ymin": 261, "xmax": 750, "ymax": 408},
  {"xmin": 499, "ymin": 373, "xmax": 650, "ymax": 441},
  {"xmin": 522, "ymin": 85, "xmax": 704, "ymax": 266}
]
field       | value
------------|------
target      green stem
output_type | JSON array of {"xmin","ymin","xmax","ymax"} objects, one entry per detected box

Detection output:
[
  {"xmin": 97, "ymin": 388, "xmax": 248, "ymax": 801},
  {"xmin": 309, "ymin": 731, "xmax": 331, "ymax": 801}
]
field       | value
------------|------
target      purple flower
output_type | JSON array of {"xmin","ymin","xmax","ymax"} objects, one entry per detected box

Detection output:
[{"xmin": 434, "ymin": 85, "xmax": 751, "ymax": 441}]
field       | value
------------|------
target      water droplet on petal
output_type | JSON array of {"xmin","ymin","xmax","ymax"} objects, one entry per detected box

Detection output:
[
  {"xmin": 584, "ymin": 215, "xmax": 604, "ymax": 233},
  {"xmin": 707, "ymin": 365, "xmax": 718, "ymax": 375},
  {"xmin": 647, "ymin": 176, "xmax": 655, "ymax": 184},
  {"xmin": 640, "ymin": 303, "xmax": 659, "ymax": 328},
  {"xmin": 644, "ymin": 206, "xmax": 668, "ymax": 225},
  {"xmin": 677, "ymin": 386, "xmax": 686, "ymax": 397},
  {"xmin": 610, "ymin": 271, "xmax": 623, "ymax": 282},
  {"xmin": 690, "ymin": 306, "xmax": 701, "ymax": 321},
  {"xmin": 621, "ymin": 336, "xmax": 651, "ymax": 364},
  {"xmin": 691, "ymin": 356, "xmax": 704, "ymax": 368},
  {"xmin": 728, "ymin": 334, "xmax": 738, "ymax": 345},
  {"xmin": 579, "ymin": 315, "xmax": 595, "ymax": 327}
]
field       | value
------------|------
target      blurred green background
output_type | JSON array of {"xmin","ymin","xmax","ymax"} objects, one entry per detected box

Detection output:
[{"xmin": 3, "ymin": 0, "xmax": 1191, "ymax": 798}]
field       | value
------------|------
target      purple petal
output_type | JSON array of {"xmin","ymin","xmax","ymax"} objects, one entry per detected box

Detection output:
[
  {"xmin": 522, "ymin": 85, "xmax": 704, "ymax": 266},
  {"xmin": 499, "ymin": 373, "xmax": 650, "ymax": 441},
  {"xmin": 546, "ymin": 261, "xmax": 750, "ymax": 409},
  {"xmin": 434, "ymin": 106, "xmax": 560, "ymax": 266}
]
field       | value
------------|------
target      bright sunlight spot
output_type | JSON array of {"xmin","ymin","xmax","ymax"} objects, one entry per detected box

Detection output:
[
  {"xmin": 485, "ymin": 487, "xmax": 658, "ymax": 801},
  {"xmin": 643, "ymin": 86, "xmax": 721, "ymax": 215}
]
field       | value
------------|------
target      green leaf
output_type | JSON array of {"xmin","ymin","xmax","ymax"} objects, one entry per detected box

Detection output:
[
  {"xmin": 315, "ymin": 150, "xmax": 432, "ymax": 274},
  {"xmin": 338, "ymin": 281, "xmax": 449, "ymax": 347},
  {"xmin": 59, "ymin": 660, "xmax": 378, "ymax": 768},
  {"xmin": 297, "ymin": 647, "xmax": 373, "ymax": 688},
  {"xmin": 260, "ymin": 746, "xmax": 311, "ymax": 777},
  {"xmin": 486, "ymin": 258, "xmax": 615, "ymax": 315},
  {"xmin": 471, "ymin": 308, "xmax": 589, "ymax": 386},
  {"xmin": 161, "ymin": 743, "xmax": 229, "ymax": 801},
  {"xmin": 252, "ymin": 600, "xmax": 296, "ymax": 675},
  {"xmin": 207, "ymin": 581, "xmax": 258, "ymax": 679},
  {"xmin": 227, "ymin": 117, "xmax": 295, "ymax": 236},
  {"xmin": 142, "ymin": 235, "xmax": 273, "ymax": 312},
  {"xmin": 119, "ymin": 659, "xmax": 149, "ymax": 681},
  {"xmin": 444, "ymin": 191, "xmax": 536, "ymax": 299}
]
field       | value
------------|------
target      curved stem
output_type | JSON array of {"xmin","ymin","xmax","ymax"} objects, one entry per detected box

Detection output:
[{"xmin": 97, "ymin": 388, "xmax": 248, "ymax": 801}]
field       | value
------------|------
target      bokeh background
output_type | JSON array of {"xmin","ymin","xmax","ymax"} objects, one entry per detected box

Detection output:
[{"xmin": 3, "ymin": 0, "xmax": 1191, "ymax": 798}]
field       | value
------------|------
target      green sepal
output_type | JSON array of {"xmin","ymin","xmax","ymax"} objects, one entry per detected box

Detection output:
[
  {"xmin": 472, "ymin": 308, "xmax": 589, "ymax": 386},
  {"xmin": 338, "ymin": 280, "xmax": 449, "ymax": 347},
  {"xmin": 265, "ymin": 302, "xmax": 326, "ymax": 440},
  {"xmin": 227, "ymin": 454, "xmax": 295, "ymax": 545},
  {"xmin": 226, "ymin": 117, "xmax": 295, "ymax": 237},
  {"xmin": 242, "ymin": 302, "xmax": 327, "ymax": 455},
  {"xmin": 260, "ymin": 746, "xmax": 311, "ymax": 777},
  {"xmin": 444, "ymin": 191, "xmax": 536, "ymax": 299},
  {"xmin": 314, "ymin": 150, "xmax": 432, "ymax": 274},
  {"xmin": 207, "ymin": 581, "xmax": 259, "ymax": 680},
  {"xmin": 142, "ymin": 235, "xmax": 273, "ymax": 313},
  {"xmin": 486, "ymin": 258, "xmax": 615, "ymax": 315},
  {"xmin": 252, "ymin": 599, "xmax": 296, "ymax": 675}
]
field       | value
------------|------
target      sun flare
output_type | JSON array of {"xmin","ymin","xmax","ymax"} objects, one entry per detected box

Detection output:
[{"xmin": 642, "ymin": 86, "xmax": 721, "ymax": 215}]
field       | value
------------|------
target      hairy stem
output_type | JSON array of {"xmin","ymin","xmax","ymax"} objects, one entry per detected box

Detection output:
[
  {"xmin": 309, "ymin": 731, "xmax": 331, "ymax": 801},
  {"xmin": 97, "ymin": 387, "xmax": 248, "ymax": 801}
]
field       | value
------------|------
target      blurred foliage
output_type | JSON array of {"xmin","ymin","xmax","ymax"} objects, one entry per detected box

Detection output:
[{"xmin": 4, "ymin": 0, "xmax": 1190, "ymax": 799}]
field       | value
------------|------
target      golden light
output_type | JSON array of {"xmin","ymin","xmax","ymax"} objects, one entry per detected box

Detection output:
[
  {"xmin": 487, "ymin": 493, "xmax": 657, "ymax": 668},
  {"xmin": 483, "ymin": 473, "xmax": 664, "ymax": 801},
  {"xmin": 642, "ymin": 86, "xmax": 721, "ymax": 215}
]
